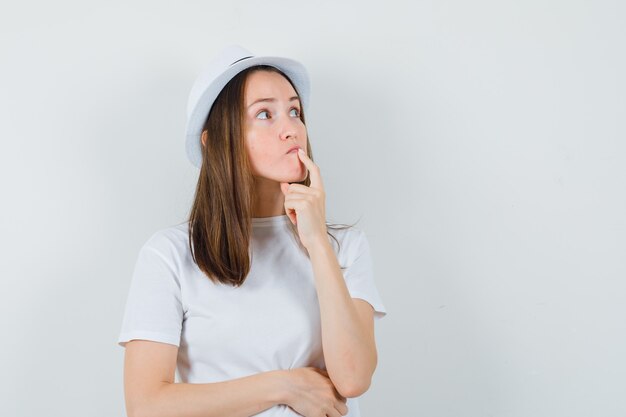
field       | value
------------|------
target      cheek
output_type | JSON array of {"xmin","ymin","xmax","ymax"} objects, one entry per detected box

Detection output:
[
  {"xmin": 246, "ymin": 141, "xmax": 274, "ymax": 170},
  {"xmin": 246, "ymin": 129, "xmax": 275, "ymax": 160}
]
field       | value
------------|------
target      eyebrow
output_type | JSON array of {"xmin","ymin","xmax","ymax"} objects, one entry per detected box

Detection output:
[{"xmin": 247, "ymin": 96, "xmax": 300, "ymax": 109}]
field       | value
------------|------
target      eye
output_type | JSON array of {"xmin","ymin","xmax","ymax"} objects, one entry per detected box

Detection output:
[
  {"xmin": 256, "ymin": 110, "xmax": 270, "ymax": 120},
  {"xmin": 255, "ymin": 108, "xmax": 300, "ymax": 120}
]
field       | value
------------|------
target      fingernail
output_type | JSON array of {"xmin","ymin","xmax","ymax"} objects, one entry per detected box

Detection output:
[{"xmin": 298, "ymin": 148, "xmax": 305, "ymax": 155}]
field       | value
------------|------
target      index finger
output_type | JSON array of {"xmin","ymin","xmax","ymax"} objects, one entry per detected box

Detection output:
[{"xmin": 297, "ymin": 148, "xmax": 323, "ymax": 190}]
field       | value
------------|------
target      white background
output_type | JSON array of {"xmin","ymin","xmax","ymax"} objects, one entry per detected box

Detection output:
[{"xmin": 1, "ymin": 1, "xmax": 625, "ymax": 416}]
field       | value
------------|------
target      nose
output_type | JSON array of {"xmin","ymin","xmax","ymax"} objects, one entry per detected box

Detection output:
[
  {"xmin": 280, "ymin": 129, "xmax": 297, "ymax": 142},
  {"xmin": 279, "ymin": 112, "xmax": 300, "ymax": 141}
]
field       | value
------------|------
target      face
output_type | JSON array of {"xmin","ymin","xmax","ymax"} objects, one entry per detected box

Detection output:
[{"xmin": 243, "ymin": 70, "xmax": 308, "ymax": 183}]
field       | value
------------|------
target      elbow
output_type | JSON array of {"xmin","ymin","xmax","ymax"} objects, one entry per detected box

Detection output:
[
  {"xmin": 335, "ymin": 377, "xmax": 372, "ymax": 399},
  {"xmin": 125, "ymin": 398, "xmax": 141, "ymax": 417},
  {"xmin": 127, "ymin": 404, "xmax": 156, "ymax": 417},
  {"xmin": 126, "ymin": 407, "xmax": 141, "ymax": 417},
  {"xmin": 333, "ymin": 353, "xmax": 378, "ymax": 398},
  {"xmin": 125, "ymin": 395, "xmax": 151, "ymax": 417},
  {"xmin": 126, "ymin": 403, "xmax": 149, "ymax": 417},
  {"xmin": 126, "ymin": 383, "xmax": 169, "ymax": 417}
]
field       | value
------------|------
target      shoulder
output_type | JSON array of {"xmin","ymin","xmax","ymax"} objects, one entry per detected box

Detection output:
[
  {"xmin": 328, "ymin": 224, "xmax": 366, "ymax": 244},
  {"xmin": 141, "ymin": 222, "xmax": 190, "ymax": 263},
  {"xmin": 327, "ymin": 225, "xmax": 369, "ymax": 261}
]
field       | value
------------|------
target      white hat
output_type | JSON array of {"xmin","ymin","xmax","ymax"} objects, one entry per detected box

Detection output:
[{"xmin": 184, "ymin": 44, "xmax": 311, "ymax": 168}]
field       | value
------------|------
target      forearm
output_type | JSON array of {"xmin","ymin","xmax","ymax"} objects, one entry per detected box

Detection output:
[
  {"xmin": 307, "ymin": 237, "xmax": 377, "ymax": 397},
  {"xmin": 130, "ymin": 370, "xmax": 290, "ymax": 417}
]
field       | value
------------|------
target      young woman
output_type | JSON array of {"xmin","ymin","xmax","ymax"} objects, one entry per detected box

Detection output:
[{"xmin": 118, "ymin": 45, "xmax": 387, "ymax": 417}]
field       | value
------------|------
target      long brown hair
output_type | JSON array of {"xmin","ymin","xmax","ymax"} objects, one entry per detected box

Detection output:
[{"xmin": 186, "ymin": 64, "xmax": 357, "ymax": 287}]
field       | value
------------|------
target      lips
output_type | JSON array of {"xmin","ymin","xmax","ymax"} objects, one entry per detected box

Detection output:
[{"xmin": 286, "ymin": 146, "xmax": 301, "ymax": 154}]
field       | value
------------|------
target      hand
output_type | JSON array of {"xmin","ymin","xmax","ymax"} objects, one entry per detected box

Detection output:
[
  {"xmin": 282, "ymin": 367, "xmax": 348, "ymax": 417},
  {"xmin": 280, "ymin": 148, "xmax": 327, "ymax": 250}
]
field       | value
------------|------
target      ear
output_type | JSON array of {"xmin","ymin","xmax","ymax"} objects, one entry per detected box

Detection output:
[{"xmin": 201, "ymin": 131, "xmax": 207, "ymax": 147}]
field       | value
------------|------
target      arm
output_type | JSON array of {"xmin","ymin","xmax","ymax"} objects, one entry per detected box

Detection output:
[
  {"xmin": 279, "ymin": 150, "xmax": 379, "ymax": 399},
  {"xmin": 123, "ymin": 339, "xmax": 291, "ymax": 417},
  {"xmin": 307, "ymin": 237, "xmax": 378, "ymax": 399}
]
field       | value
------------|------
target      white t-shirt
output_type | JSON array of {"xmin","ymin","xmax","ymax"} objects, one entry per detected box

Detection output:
[{"xmin": 118, "ymin": 214, "xmax": 387, "ymax": 416}]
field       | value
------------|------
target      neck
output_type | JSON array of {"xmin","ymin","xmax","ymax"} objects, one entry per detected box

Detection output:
[{"xmin": 252, "ymin": 177, "xmax": 286, "ymax": 218}]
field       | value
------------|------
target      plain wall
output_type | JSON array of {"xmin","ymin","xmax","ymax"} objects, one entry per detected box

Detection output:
[{"xmin": 1, "ymin": 0, "xmax": 624, "ymax": 416}]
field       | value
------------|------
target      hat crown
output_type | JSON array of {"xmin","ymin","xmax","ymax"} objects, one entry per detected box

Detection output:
[
  {"xmin": 186, "ymin": 44, "xmax": 254, "ymax": 116},
  {"xmin": 222, "ymin": 44, "xmax": 254, "ymax": 66}
]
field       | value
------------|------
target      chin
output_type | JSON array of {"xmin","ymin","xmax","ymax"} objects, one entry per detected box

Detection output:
[
  {"xmin": 255, "ymin": 166, "xmax": 306, "ymax": 183},
  {"xmin": 282, "ymin": 175, "xmax": 306, "ymax": 184},
  {"xmin": 277, "ymin": 167, "xmax": 307, "ymax": 183}
]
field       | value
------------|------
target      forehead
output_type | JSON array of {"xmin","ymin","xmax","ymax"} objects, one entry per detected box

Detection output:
[{"xmin": 244, "ymin": 70, "xmax": 297, "ymax": 100}]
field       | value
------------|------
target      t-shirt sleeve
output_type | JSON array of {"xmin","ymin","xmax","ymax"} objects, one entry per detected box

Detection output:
[
  {"xmin": 341, "ymin": 229, "xmax": 388, "ymax": 321},
  {"xmin": 117, "ymin": 233, "xmax": 184, "ymax": 348}
]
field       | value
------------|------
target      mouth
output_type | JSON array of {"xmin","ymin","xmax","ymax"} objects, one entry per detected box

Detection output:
[{"xmin": 286, "ymin": 146, "xmax": 301, "ymax": 154}]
